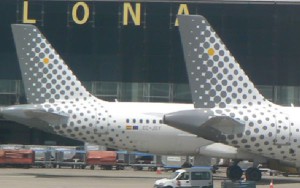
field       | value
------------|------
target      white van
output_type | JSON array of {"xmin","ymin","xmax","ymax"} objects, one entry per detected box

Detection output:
[{"xmin": 154, "ymin": 167, "xmax": 213, "ymax": 188}]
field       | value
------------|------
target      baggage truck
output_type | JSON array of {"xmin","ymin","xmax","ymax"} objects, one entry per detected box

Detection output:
[
  {"xmin": 87, "ymin": 151, "xmax": 125, "ymax": 170},
  {"xmin": 130, "ymin": 152, "xmax": 163, "ymax": 171},
  {"xmin": 55, "ymin": 149, "xmax": 86, "ymax": 169},
  {"xmin": 0, "ymin": 149, "xmax": 35, "ymax": 168}
]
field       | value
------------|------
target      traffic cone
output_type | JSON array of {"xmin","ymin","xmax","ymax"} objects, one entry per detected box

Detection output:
[
  {"xmin": 156, "ymin": 167, "xmax": 162, "ymax": 174},
  {"xmin": 270, "ymin": 179, "xmax": 274, "ymax": 188}
]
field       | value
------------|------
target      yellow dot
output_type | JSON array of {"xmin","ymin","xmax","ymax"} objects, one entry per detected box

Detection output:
[
  {"xmin": 43, "ymin": 58, "xmax": 49, "ymax": 64},
  {"xmin": 208, "ymin": 48, "xmax": 215, "ymax": 56}
]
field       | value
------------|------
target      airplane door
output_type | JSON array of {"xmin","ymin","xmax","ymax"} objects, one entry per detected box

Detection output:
[{"xmin": 275, "ymin": 113, "xmax": 290, "ymax": 145}]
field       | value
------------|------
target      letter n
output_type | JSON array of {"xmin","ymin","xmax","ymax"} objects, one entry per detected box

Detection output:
[{"xmin": 123, "ymin": 3, "xmax": 141, "ymax": 26}]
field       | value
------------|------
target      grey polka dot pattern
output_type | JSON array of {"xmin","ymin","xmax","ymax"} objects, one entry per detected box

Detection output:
[
  {"xmin": 13, "ymin": 24, "xmax": 202, "ymax": 155},
  {"xmin": 11, "ymin": 24, "xmax": 138, "ymax": 151},
  {"xmin": 179, "ymin": 16, "xmax": 269, "ymax": 109},
  {"xmin": 178, "ymin": 15, "xmax": 300, "ymax": 165},
  {"xmin": 12, "ymin": 25, "xmax": 91, "ymax": 104}
]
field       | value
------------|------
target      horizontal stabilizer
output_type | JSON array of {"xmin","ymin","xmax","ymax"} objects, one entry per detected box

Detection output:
[
  {"xmin": 202, "ymin": 116, "xmax": 245, "ymax": 135},
  {"xmin": 24, "ymin": 109, "xmax": 69, "ymax": 125},
  {"xmin": 164, "ymin": 109, "xmax": 245, "ymax": 142},
  {"xmin": 1, "ymin": 105, "xmax": 69, "ymax": 126}
]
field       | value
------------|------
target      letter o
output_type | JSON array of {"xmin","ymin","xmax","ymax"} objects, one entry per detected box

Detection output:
[{"xmin": 72, "ymin": 2, "xmax": 90, "ymax": 25}]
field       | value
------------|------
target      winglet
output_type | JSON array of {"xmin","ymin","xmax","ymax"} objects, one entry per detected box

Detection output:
[
  {"xmin": 11, "ymin": 24, "xmax": 96, "ymax": 104},
  {"xmin": 178, "ymin": 15, "xmax": 271, "ymax": 108}
]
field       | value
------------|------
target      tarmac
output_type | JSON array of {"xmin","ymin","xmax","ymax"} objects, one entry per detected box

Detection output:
[{"xmin": 1, "ymin": 167, "xmax": 300, "ymax": 188}]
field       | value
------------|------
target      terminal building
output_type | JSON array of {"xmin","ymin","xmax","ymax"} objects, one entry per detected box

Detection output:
[{"xmin": 1, "ymin": 0, "xmax": 300, "ymax": 145}]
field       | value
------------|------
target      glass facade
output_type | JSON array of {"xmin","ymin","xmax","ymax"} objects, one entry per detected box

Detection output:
[
  {"xmin": 1, "ymin": 1, "xmax": 300, "ymax": 85},
  {"xmin": 2, "ymin": 0, "xmax": 300, "ymax": 145},
  {"xmin": 0, "ymin": 79, "xmax": 300, "ymax": 106}
]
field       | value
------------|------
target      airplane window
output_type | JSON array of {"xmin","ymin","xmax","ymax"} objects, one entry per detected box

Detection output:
[
  {"xmin": 126, "ymin": 119, "xmax": 129, "ymax": 123},
  {"xmin": 146, "ymin": 120, "xmax": 149, "ymax": 124},
  {"xmin": 133, "ymin": 119, "xmax": 136, "ymax": 123},
  {"xmin": 159, "ymin": 120, "xmax": 162, "ymax": 124},
  {"xmin": 140, "ymin": 119, "xmax": 143, "ymax": 123},
  {"xmin": 153, "ymin": 120, "xmax": 156, "ymax": 124}
]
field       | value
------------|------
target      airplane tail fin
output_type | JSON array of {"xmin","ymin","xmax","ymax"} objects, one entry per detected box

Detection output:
[
  {"xmin": 178, "ymin": 15, "xmax": 271, "ymax": 108},
  {"xmin": 11, "ymin": 24, "xmax": 96, "ymax": 104}
]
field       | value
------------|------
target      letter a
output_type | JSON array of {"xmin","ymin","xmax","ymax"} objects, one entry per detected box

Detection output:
[{"xmin": 175, "ymin": 4, "xmax": 190, "ymax": 26}]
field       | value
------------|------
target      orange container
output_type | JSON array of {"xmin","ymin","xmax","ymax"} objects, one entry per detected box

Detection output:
[
  {"xmin": 86, "ymin": 151, "xmax": 117, "ymax": 165},
  {"xmin": 0, "ymin": 150, "xmax": 35, "ymax": 165}
]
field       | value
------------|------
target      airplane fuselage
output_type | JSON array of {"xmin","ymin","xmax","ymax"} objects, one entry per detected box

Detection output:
[
  {"xmin": 214, "ymin": 105, "xmax": 300, "ymax": 166},
  {"xmin": 4, "ymin": 99, "xmax": 215, "ymax": 155},
  {"xmin": 165, "ymin": 103, "xmax": 300, "ymax": 166}
]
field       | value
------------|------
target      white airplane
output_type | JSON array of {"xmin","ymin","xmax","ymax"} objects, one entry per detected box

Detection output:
[
  {"xmin": 164, "ymin": 15, "xmax": 300, "ymax": 181},
  {"xmin": 0, "ymin": 24, "xmax": 261, "ymax": 162}
]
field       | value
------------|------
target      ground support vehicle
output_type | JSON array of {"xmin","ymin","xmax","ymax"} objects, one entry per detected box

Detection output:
[
  {"xmin": 0, "ymin": 149, "xmax": 34, "ymax": 168},
  {"xmin": 32, "ymin": 148, "xmax": 54, "ymax": 168},
  {"xmin": 87, "ymin": 151, "xmax": 126, "ymax": 170},
  {"xmin": 54, "ymin": 149, "xmax": 86, "ymax": 169},
  {"xmin": 130, "ymin": 152, "xmax": 163, "ymax": 171},
  {"xmin": 154, "ymin": 167, "xmax": 213, "ymax": 188}
]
